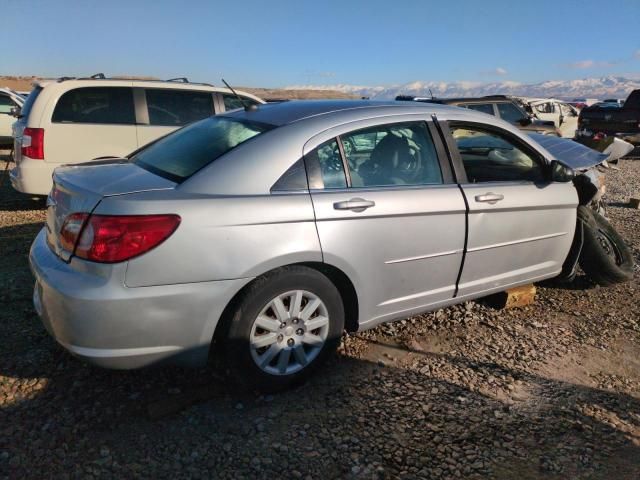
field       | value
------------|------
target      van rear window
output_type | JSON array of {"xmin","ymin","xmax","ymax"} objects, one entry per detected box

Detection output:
[
  {"xmin": 52, "ymin": 87, "xmax": 135, "ymax": 124},
  {"xmin": 131, "ymin": 116, "xmax": 274, "ymax": 182}
]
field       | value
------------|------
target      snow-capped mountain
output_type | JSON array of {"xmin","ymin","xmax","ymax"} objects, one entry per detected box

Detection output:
[{"xmin": 285, "ymin": 76, "xmax": 640, "ymax": 100}]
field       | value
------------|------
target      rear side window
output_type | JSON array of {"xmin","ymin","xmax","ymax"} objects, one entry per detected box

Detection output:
[
  {"xmin": 496, "ymin": 103, "xmax": 527, "ymax": 123},
  {"xmin": 18, "ymin": 86, "xmax": 42, "ymax": 119},
  {"xmin": 222, "ymin": 93, "xmax": 260, "ymax": 111},
  {"xmin": 132, "ymin": 116, "xmax": 273, "ymax": 182},
  {"xmin": 145, "ymin": 89, "xmax": 214, "ymax": 126},
  {"xmin": 305, "ymin": 139, "xmax": 347, "ymax": 189},
  {"xmin": 52, "ymin": 87, "xmax": 135, "ymax": 124},
  {"xmin": 465, "ymin": 103, "xmax": 495, "ymax": 115}
]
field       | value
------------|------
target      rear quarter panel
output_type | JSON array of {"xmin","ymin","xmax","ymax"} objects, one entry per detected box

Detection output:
[{"xmin": 93, "ymin": 190, "xmax": 322, "ymax": 287}]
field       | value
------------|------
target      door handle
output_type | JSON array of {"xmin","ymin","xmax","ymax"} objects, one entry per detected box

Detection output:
[
  {"xmin": 333, "ymin": 198, "xmax": 376, "ymax": 212},
  {"xmin": 474, "ymin": 192, "xmax": 504, "ymax": 204}
]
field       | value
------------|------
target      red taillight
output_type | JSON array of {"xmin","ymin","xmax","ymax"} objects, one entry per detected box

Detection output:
[
  {"xmin": 21, "ymin": 128, "xmax": 45, "ymax": 159},
  {"xmin": 60, "ymin": 214, "xmax": 180, "ymax": 263}
]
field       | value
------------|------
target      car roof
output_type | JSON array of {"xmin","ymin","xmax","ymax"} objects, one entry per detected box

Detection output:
[
  {"xmin": 222, "ymin": 99, "xmax": 464, "ymax": 126},
  {"xmin": 31, "ymin": 78, "xmax": 264, "ymax": 103}
]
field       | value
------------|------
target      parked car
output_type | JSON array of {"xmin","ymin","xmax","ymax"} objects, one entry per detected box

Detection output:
[
  {"xmin": 0, "ymin": 87, "xmax": 25, "ymax": 147},
  {"xmin": 396, "ymin": 95, "xmax": 560, "ymax": 136},
  {"xmin": 578, "ymin": 89, "xmax": 640, "ymax": 145},
  {"xmin": 570, "ymin": 98, "xmax": 600, "ymax": 109},
  {"xmin": 525, "ymin": 98, "xmax": 579, "ymax": 138},
  {"xmin": 10, "ymin": 74, "xmax": 264, "ymax": 195},
  {"xmin": 29, "ymin": 100, "xmax": 633, "ymax": 391}
]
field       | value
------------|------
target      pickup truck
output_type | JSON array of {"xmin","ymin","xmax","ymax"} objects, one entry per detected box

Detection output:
[{"xmin": 578, "ymin": 90, "xmax": 640, "ymax": 145}]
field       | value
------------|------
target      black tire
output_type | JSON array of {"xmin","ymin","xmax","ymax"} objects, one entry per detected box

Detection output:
[
  {"xmin": 223, "ymin": 266, "xmax": 344, "ymax": 392},
  {"xmin": 577, "ymin": 206, "xmax": 634, "ymax": 286}
]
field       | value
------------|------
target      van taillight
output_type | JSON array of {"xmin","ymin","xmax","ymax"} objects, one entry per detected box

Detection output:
[
  {"xmin": 60, "ymin": 213, "xmax": 181, "ymax": 263},
  {"xmin": 21, "ymin": 128, "xmax": 45, "ymax": 159}
]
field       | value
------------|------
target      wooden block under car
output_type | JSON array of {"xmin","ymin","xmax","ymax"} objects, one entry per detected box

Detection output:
[
  {"xmin": 629, "ymin": 197, "xmax": 640, "ymax": 209},
  {"xmin": 484, "ymin": 284, "xmax": 537, "ymax": 309}
]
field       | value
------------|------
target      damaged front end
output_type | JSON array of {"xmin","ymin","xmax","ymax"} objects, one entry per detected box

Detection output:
[{"xmin": 529, "ymin": 134, "xmax": 613, "ymax": 281}]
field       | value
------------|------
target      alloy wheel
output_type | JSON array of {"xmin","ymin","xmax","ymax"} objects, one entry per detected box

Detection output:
[{"xmin": 249, "ymin": 290, "xmax": 330, "ymax": 376}]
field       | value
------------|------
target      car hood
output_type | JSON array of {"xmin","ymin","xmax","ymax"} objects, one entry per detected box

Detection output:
[{"xmin": 528, "ymin": 133, "xmax": 608, "ymax": 170}]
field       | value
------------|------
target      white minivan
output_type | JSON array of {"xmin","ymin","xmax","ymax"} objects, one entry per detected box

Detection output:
[{"xmin": 10, "ymin": 75, "xmax": 264, "ymax": 195}]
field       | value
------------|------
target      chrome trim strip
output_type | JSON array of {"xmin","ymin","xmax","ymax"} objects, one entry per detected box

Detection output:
[
  {"xmin": 467, "ymin": 231, "xmax": 567, "ymax": 253},
  {"xmin": 385, "ymin": 249, "xmax": 463, "ymax": 264}
]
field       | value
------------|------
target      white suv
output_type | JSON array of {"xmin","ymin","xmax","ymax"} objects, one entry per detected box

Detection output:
[{"xmin": 10, "ymin": 75, "xmax": 264, "ymax": 195}]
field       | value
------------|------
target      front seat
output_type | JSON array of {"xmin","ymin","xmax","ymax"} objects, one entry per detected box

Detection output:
[{"xmin": 361, "ymin": 133, "xmax": 412, "ymax": 186}]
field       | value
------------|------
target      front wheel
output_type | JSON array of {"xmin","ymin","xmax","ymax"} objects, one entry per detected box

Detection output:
[
  {"xmin": 224, "ymin": 266, "xmax": 344, "ymax": 392},
  {"xmin": 578, "ymin": 206, "xmax": 634, "ymax": 286}
]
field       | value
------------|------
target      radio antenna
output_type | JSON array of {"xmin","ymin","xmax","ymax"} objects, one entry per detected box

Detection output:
[{"xmin": 221, "ymin": 78, "xmax": 257, "ymax": 111}]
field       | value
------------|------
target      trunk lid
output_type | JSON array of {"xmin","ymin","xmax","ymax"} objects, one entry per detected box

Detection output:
[{"xmin": 46, "ymin": 160, "xmax": 176, "ymax": 261}]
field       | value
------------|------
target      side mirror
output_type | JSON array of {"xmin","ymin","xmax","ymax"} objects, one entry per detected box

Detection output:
[
  {"xmin": 517, "ymin": 117, "xmax": 532, "ymax": 126},
  {"xmin": 550, "ymin": 160, "xmax": 575, "ymax": 183},
  {"xmin": 10, "ymin": 106, "xmax": 22, "ymax": 118}
]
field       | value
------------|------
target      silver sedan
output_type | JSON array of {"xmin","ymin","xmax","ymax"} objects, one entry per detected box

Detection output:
[{"xmin": 30, "ymin": 100, "xmax": 579, "ymax": 390}]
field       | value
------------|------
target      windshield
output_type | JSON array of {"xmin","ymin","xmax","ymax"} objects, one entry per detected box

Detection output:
[
  {"xmin": 19, "ymin": 86, "xmax": 42, "ymax": 119},
  {"xmin": 132, "ymin": 116, "xmax": 274, "ymax": 182}
]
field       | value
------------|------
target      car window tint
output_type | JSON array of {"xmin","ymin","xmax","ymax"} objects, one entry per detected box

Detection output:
[
  {"xmin": 132, "ymin": 117, "xmax": 273, "ymax": 182},
  {"xmin": 306, "ymin": 139, "xmax": 347, "ymax": 189},
  {"xmin": 341, "ymin": 122, "xmax": 442, "ymax": 188},
  {"xmin": 146, "ymin": 89, "xmax": 213, "ymax": 126},
  {"xmin": 466, "ymin": 103, "xmax": 495, "ymax": 115},
  {"xmin": 0, "ymin": 95, "xmax": 16, "ymax": 113},
  {"xmin": 222, "ymin": 93, "xmax": 259, "ymax": 111},
  {"xmin": 496, "ymin": 102, "xmax": 526, "ymax": 123},
  {"xmin": 451, "ymin": 126, "xmax": 545, "ymax": 183},
  {"xmin": 52, "ymin": 87, "xmax": 135, "ymax": 124}
]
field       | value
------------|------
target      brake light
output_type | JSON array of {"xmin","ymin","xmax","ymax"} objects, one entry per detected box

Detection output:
[
  {"xmin": 74, "ymin": 214, "xmax": 181, "ymax": 263},
  {"xmin": 21, "ymin": 128, "xmax": 44, "ymax": 159}
]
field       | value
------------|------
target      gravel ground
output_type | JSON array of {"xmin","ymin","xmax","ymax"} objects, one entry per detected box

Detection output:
[{"xmin": 1, "ymin": 152, "xmax": 639, "ymax": 479}]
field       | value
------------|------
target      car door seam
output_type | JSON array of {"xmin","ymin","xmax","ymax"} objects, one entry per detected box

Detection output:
[{"xmin": 453, "ymin": 184, "xmax": 470, "ymax": 298}]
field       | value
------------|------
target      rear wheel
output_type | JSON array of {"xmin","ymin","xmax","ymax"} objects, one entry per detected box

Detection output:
[
  {"xmin": 224, "ymin": 266, "xmax": 344, "ymax": 392},
  {"xmin": 578, "ymin": 206, "xmax": 634, "ymax": 286}
]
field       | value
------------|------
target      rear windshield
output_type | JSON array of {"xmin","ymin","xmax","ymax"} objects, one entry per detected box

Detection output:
[
  {"xmin": 20, "ymin": 86, "xmax": 43, "ymax": 119},
  {"xmin": 131, "ymin": 116, "xmax": 274, "ymax": 182}
]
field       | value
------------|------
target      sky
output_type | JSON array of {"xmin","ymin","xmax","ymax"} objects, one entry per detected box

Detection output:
[{"xmin": 2, "ymin": 0, "xmax": 639, "ymax": 87}]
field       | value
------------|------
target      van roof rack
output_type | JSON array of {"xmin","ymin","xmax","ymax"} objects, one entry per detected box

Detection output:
[{"xmin": 55, "ymin": 73, "xmax": 215, "ymax": 87}]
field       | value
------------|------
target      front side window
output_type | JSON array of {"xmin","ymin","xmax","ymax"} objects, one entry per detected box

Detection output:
[
  {"xmin": 466, "ymin": 103, "xmax": 495, "ymax": 116},
  {"xmin": 496, "ymin": 102, "xmax": 527, "ymax": 123},
  {"xmin": 222, "ymin": 93, "xmax": 260, "ymax": 111},
  {"xmin": 341, "ymin": 122, "xmax": 442, "ymax": 187},
  {"xmin": 52, "ymin": 87, "xmax": 135, "ymax": 124},
  {"xmin": 450, "ymin": 125, "xmax": 545, "ymax": 183},
  {"xmin": 132, "ymin": 116, "xmax": 273, "ymax": 182},
  {"xmin": 146, "ymin": 89, "xmax": 213, "ymax": 126}
]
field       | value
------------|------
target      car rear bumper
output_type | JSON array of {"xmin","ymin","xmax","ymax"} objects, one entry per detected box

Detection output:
[
  {"xmin": 10, "ymin": 157, "xmax": 55, "ymax": 195},
  {"xmin": 29, "ymin": 228, "xmax": 252, "ymax": 369}
]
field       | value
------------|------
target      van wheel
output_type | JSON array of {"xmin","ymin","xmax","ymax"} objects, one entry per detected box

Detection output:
[
  {"xmin": 224, "ymin": 266, "xmax": 344, "ymax": 392},
  {"xmin": 577, "ymin": 206, "xmax": 634, "ymax": 286}
]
